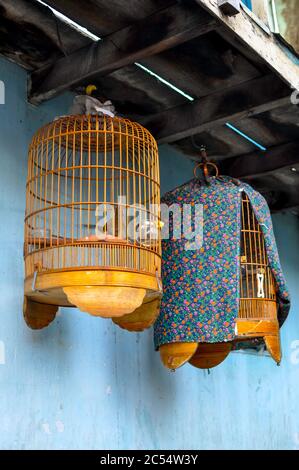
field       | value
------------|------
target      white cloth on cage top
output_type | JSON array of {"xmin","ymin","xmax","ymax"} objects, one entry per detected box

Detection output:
[{"xmin": 70, "ymin": 95, "xmax": 115, "ymax": 117}]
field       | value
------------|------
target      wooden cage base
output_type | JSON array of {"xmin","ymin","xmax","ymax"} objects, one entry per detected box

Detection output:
[
  {"xmin": 62, "ymin": 285, "xmax": 146, "ymax": 318},
  {"xmin": 113, "ymin": 294, "xmax": 161, "ymax": 332},
  {"xmin": 23, "ymin": 269, "xmax": 161, "ymax": 330},
  {"xmin": 23, "ymin": 296, "xmax": 58, "ymax": 330},
  {"xmin": 159, "ymin": 318, "xmax": 281, "ymax": 370},
  {"xmin": 23, "ymin": 292, "xmax": 160, "ymax": 331}
]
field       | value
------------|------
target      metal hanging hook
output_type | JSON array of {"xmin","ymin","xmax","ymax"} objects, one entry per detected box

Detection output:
[{"xmin": 193, "ymin": 146, "xmax": 219, "ymax": 182}]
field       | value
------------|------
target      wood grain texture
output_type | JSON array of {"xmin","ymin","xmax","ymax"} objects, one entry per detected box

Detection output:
[
  {"xmin": 159, "ymin": 342, "xmax": 198, "ymax": 370},
  {"xmin": 142, "ymin": 74, "xmax": 290, "ymax": 143},
  {"xmin": 236, "ymin": 319, "xmax": 279, "ymax": 336},
  {"xmin": 189, "ymin": 342, "xmax": 232, "ymax": 369},
  {"xmin": 25, "ymin": 270, "xmax": 160, "ymax": 294},
  {"xmin": 63, "ymin": 286, "xmax": 146, "ymax": 318},
  {"xmin": 195, "ymin": 0, "xmax": 299, "ymax": 89},
  {"xmin": 264, "ymin": 334, "xmax": 281, "ymax": 364},
  {"xmin": 113, "ymin": 296, "xmax": 161, "ymax": 331},
  {"xmin": 46, "ymin": 0, "xmax": 174, "ymax": 36},
  {"xmin": 220, "ymin": 140, "xmax": 299, "ymax": 179},
  {"xmin": 141, "ymin": 31, "xmax": 261, "ymax": 99},
  {"xmin": 29, "ymin": 2, "xmax": 217, "ymax": 103},
  {"xmin": 23, "ymin": 296, "xmax": 58, "ymax": 330},
  {"xmin": 0, "ymin": 0, "xmax": 90, "ymax": 70}
]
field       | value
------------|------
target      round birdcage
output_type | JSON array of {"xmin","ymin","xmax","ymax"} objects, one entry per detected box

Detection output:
[
  {"xmin": 159, "ymin": 184, "xmax": 281, "ymax": 370},
  {"xmin": 23, "ymin": 114, "xmax": 162, "ymax": 331}
]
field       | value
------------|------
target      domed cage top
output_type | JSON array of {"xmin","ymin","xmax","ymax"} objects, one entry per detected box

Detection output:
[{"xmin": 24, "ymin": 115, "xmax": 162, "ymax": 330}]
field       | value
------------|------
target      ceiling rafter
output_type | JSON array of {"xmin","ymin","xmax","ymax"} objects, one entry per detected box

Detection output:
[
  {"xmin": 219, "ymin": 140, "xmax": 299, "ymax": 179},
  {"xmin": 194, "ymin": 0, "xmax": 299, "ymax": 89},
  {"xmin": 141, "ymin": 74, "xmax": 290, "ymax": 143},
  {"xmin": 29, "ymin": 2, "xmax": 217, "ymax": 103}
]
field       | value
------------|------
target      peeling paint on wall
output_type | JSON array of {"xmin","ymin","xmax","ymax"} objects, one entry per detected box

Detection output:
[
  {"xmin": 56, "ymin": 421, "xmax": 65, "ymax": 433},
  {"xmin": 0, "ymin": 341, "xmax": 5, "ymax": 364},
  {"xmin": 42, "ymin": 423, "xmax": 51, "ymax": 435},
  {"xmin": 0, "ymin": 80, "xmax": 4, "ymax": 104},
  {"xmin": 290, "ymin": 340, "xmax": 299, "ymax": 365},
  {"xmin": 275, "ymin": 0, "xmax": 299, "ymax": 54}
]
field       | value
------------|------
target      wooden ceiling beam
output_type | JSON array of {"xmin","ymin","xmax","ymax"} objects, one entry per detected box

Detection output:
[
  {"xmin": 29, "ymin": 2, "xmax": 217, "ymax": 104},
  {"xmin": 0, "ymin": 0, "xmax": 90, "ymax": 69},
  {"xmin": 217, "ymin": 140, "xmax": 299, "ymax": 213},
  {"xmin": 219, "ymin": 140, "xmax": 299, "ymax": 179},
  {"xmin": 142, "ymin": 74, "xmax": 291, "ymax": 143},
  {"xmin": 43, "ymin": 0, "xmax": 174, "ymax": 36},
  {"xmin": 194, "ymin": 0, "xmax": 299, "ymax": 89},
  {"xmin": 40, "ymin": 0, "xmax": 119, "ymax": 36}
]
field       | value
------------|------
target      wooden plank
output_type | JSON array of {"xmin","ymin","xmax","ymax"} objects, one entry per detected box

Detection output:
[
  {"xmin": 42, "ymin": 0, "xmax": 121, "ymax": 36},
  {"xmin": 45, "ymin": 0, "xmax": 173, "ymax": 36},
  {"xmin": 172, "ymin": 125, "xmax": 255, "ymax": 160},
  {"xmin": 248, "ymin": 172, "xmax": 299, "ymax": 213},
  {"xmin": 142, "ymin": 74, "xmax": 290, "ymax": 143},
  {"xmin": 29, "ymin": 3, "xmax": 217, "ymax": 103},
  {"xmin": 222, "ymin": 103, "xmax": 299, "ymax": 150},
  {"xmin": 0, "ymin": 0, "xmax": 90, "ymax": 69},
  {"xmin": 179, "ymin": 102, "xmax": 299, "ymax": 160},
  {"xmin": 0, "ymin": 0, "xmax": 90, "ymax": 52},
  {"xmin": 0, "ymin": 0, "xmax": 185, "ymax": 114},
  {"xmin": 91, "ymin": 65, "xmax": 187, "ymax": 120},
  {"xmin": 219, "ymin": 140, "xmax": 299, "ymax": 178},
  {"xmin": 141, "ymin": 32, "xmax": 261, "ymax": 99},
  {"xmin": 194, "ymin": 0, "xmax": 299, "ymax": 89},
  {"xmin": 218, "ymin": 141, "xmax": 299, "ymax": 213}
]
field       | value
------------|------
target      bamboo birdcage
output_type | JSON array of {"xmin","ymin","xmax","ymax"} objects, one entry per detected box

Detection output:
[
  {"xmin": 23, "ymin": 115, "xmax": 162, "ymax": 331},
  {"xmin": 160, "ymin": 191, "xmax": 280, "ymax": 370}
]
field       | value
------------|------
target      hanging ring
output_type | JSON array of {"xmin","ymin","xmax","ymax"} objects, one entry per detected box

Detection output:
[{"xmin": 193, "ymin": 162, "xmax": 219, "ymax": 179}]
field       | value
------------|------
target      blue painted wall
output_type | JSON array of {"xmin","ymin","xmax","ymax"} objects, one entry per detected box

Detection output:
[
  {"xmin": 1, "ymin": 56, "xmax": 299, "ymax": 450},
  {"xmin": 242, "ymin": 0, "xmax": 253, "ymax": 10}
]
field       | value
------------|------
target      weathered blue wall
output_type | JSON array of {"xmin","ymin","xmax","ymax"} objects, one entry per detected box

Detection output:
[{"xmin": 1, "ymin": 56, "xmax": 299, "ymax": 450}]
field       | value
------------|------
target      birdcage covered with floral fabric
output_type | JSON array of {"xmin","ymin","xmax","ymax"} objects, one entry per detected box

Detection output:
[{"xmin": 155, "ymin": 174, "xmax": 290, "ymax": 370}]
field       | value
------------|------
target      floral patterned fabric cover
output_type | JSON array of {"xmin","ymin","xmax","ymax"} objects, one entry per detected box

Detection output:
[{"xmin": 154, "ymin": 176, "xmax": 290, "ymax": 349}]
